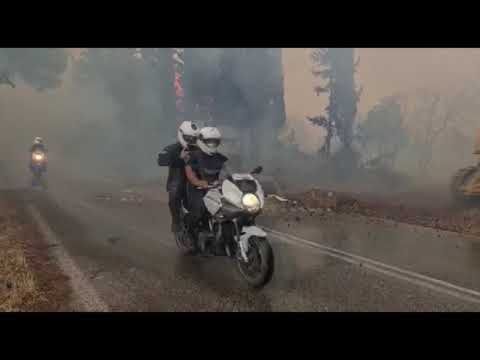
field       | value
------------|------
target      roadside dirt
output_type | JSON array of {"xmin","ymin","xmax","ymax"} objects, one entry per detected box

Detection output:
[
  {"xmin": 104, "ymin": 177, "xmax": 480, "ymax": 238},
  {"xmin": 264, "ymin": 187, "xmax": 480, "ymax": 237},
  {"xmin": 0, "ymin": 191, "xmax": 72, "ymax": 311}
]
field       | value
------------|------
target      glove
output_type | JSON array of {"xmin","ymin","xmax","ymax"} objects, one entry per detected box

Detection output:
[{"xmin": 180, "ymin": 149, "xmax": 190, "ymax": 161}]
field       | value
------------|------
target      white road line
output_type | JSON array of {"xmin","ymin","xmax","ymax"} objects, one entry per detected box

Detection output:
[
  {"xmin": 264, "ymin": 226, "xmax": 480, "ymax": 304},
  {"xmin": 28, "ymin": 204, "xmax": 109, "ymax": 312}
]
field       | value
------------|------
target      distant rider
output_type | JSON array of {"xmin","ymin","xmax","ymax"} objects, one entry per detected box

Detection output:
[
  {"xmin": 30, "ymin": 137, "xmax": 47, "ymax": 154},
  {"xmin": 157, "ymin": 121, "xmax": 199, "ymax": 235},
  {"xmin": 29, "ymin": 137, "xmax": 47, "ymax": 171}
]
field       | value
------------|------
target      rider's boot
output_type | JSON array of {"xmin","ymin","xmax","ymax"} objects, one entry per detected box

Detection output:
[{"xmin": 198, "ymin": 231, "xmax": 215, "ymax": 257}]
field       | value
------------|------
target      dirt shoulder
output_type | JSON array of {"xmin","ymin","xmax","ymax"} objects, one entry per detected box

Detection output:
[
  {"xmin": 264, "ymin": 188, "xmax": 480, "ymax": 237},
  {"xmin": 0, "ymin": 190, "xmax": 72, "ymax": 311}
]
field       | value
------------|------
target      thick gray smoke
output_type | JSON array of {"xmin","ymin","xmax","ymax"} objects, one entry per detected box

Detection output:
[
  {"xmin": 0, "ymin": 48, "xmax": 172, "ymax": 184},
  {"xmin": 2, "ymin": 48, "xmax": 475, "ymax": 197},
  {"xmin": 184, "ymin": 48, "xmax": 286, "ymax": 170},
  {"xmin": 281, "ymin": 48, "xmax": 480, "ymax": 194},
  {"xmin": 0, "ymin": 48, "xmax": 68, "ymax": 90},
  {"xmin": 0, "ymin": 48, "xmax": 287, "ymax": 187}
]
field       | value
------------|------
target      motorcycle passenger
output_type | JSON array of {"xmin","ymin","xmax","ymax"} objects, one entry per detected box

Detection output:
[
  {"xmin": 184, "ymin": 127, "xmax": 228, "ymax": 236},
  {"xmin": 157, "ymin": 121, "xmax": 199, "ymax": 234}
]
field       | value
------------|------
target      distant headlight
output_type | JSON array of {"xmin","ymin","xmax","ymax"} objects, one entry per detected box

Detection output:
[
  {"xmin": 242, "ymin": 193, "xmax": 260, "ymax": 214},
  {"xmin": 33, "ymin": 153, "xmax": 44, "ymax": 161}
]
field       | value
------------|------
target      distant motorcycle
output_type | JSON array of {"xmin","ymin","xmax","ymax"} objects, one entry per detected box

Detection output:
[
  {"xmin": 30, "ymin": 151, "xmax": 47, "ymax": 189},
  {"xmin": 176, "ymin": 166, "xmax": 274, "ymax": 289}
]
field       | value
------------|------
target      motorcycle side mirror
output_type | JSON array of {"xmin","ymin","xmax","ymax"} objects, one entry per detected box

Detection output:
[{"xmin": 251, "ymin": 166, "xmax": 263, "ymax": 175}]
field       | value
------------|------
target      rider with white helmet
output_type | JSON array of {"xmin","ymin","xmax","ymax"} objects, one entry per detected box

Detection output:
[
  {"xmin": 158, "ymin": 121, "xmax": 199, "ymax": 234},
  {"xmin": 29, "ymin": 137, "xmax": 48, "ymax": 172},
  {"xmin": 30, "ymin": 137, "xmax": 46, "ymax": 153},
  {"xmin": 177, "ymin": 121, "xmax": 199, "ymax": 149},
  {"xmin": 196, "ymin": 127, "xmax": 222, "ymax": 156},
  {"xmin": 185, "ymin": 126, "xmax": 228, "ymax": 248}
]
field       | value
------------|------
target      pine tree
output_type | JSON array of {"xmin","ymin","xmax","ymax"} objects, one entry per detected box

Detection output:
[{"xmin": 309, "ymin": 48, "xmax": 362, "ymax": 158}]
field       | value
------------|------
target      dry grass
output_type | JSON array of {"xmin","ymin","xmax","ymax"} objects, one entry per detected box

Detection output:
[{"xmin": 0, "ymin": 195, "xmax": 71, "ymax": 312}]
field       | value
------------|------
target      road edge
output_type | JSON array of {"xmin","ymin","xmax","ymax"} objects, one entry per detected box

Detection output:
[
  {"xmin": 265, "ymin": 226, "xmax": 480, "ymax": 305},
  {"xmin": 26, "ymin": 204, "xmax": 109, "ymax": 312}
]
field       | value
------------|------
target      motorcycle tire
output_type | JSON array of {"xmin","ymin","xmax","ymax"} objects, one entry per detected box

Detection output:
[{"xmin": 236, "ymin": 236, "xmax": 274, "ymax": 289}]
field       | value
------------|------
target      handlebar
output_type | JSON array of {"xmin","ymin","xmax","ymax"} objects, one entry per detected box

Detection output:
[{"xmin": 196, "ymin": 182, "xmax": 220, "ymax": 190}]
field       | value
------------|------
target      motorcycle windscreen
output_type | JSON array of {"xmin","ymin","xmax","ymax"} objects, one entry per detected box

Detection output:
[
  {"xmin": 203, "ymin": 188, "xmax": 223, "ymax": 215},
  {"xmin": 221, "ymin": 179, "xmax": 243, "ymax": 209},
  {"xmin": 230, "ymin": 173, "xmax": 265, "ymax": 208}
]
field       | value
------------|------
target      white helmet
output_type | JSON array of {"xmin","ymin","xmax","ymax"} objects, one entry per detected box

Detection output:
[
  {"xmin": 177, "ymin": 121, "xmax": 199, "ymax": 148},
  {"xmin": 198, "ymin": 127, "xmax": 222, "ymax": 156},
  {"xmin": 34, "ymin": 137, "xmax": 43, "ymax": 144}
]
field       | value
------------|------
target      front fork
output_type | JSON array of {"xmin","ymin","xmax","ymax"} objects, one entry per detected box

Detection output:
[{"xmin": 232, "ymin": 219, "xmax": 267, "ymax": 262}]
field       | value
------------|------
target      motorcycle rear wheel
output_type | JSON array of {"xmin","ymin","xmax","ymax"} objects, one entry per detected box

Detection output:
[{"xmin": 237, "ymin": 237, "xmax": 274, "ymax": 289}]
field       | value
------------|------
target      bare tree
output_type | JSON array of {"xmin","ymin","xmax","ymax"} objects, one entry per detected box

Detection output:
[{"xmin": 412, "ymin": 92, "xmax": 462, "ymax": 175}]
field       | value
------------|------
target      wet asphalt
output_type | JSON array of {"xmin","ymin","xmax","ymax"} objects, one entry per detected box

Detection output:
[{"xmin": 5, "ymin": 164, "xmax": 480, "ymax": 311}]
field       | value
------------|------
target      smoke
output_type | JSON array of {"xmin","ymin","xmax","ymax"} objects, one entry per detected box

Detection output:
[
  {"xmin": 0, "ymin": 57, "xmax": 120, "ymax": 183},
  {"xmin": 2, "ymin": 48, "xmax": 478, "ymax": 196},
  {"xmin": 0, "ymin": 48, "xmax": 289, "ymax": 188},
  {"xmin": 184, "ymin": 49, "xmax": 286, "ymax": 170},
  {"xmin": 0, "ymin": 48, "xmax": 68, "ymax": 90},
  {"xmin": 0, "ymin": 49, "xmax": 174, "ymax": 185},
  {"xmin": 281, "ymin": 48, "xmax": 480, "ymax": 190}
]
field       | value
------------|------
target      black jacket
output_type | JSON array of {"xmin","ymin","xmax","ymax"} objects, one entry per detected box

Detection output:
[
  {"xmin": 30, "ymin": 144, "xmax": 47, "ymax": 153},
  {"xmin": 157, "ymin": 142, "xmax": 187, "ymax": 192},
  {"xmin": 186, "ymin": 149, "xmax": 228, "ymax": 184}
]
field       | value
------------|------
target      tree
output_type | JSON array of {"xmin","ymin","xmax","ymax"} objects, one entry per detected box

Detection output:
[
  {"xmin": 306, "ymin": 114, "xmax": 333, "ymax": 156},
  {"xmin": 73, "ymin": 48, "xmax": 176, "ymax": 134},
  {"xmin": 308, "ymin": 48, "xmax": 362, "ymax": 158},
  {"xmin": 183, "ymin": 48, "xmax": 286, "ymax": 166},
  {"xmin": 0, "ymin": 48, "xmax": 68, "ymax": 90},
  {"xmin": 409, "ymin": 91, "xmax": 463, "ymax": 175},
  {"xmin": 169, "ymin": 48, "xmax": 185, "ymax": 122},
  {"xmin": 227, "ymin": 48, "xmax": 286, "ymax": 166},
  {"xmin": 182, "ymin": 48, "xmax": 223, "ymax": 124},
  {"xmin": 73, "ymin": 49, "xmax": 143, "ymax": 127},
  {"xmin": 357, "ymin": 96, "xmax": 409, "ymax": 169},
  {"xmin": 71, "ymin": 48, "xmax": 177, "ymax": 177},
  {"xmin": 140, "ymin": 48, "xmax": 176, "ymax": 124}
]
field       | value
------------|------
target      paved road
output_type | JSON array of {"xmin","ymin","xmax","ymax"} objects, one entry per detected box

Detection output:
[{"xmin": 4, "ymin": 163, "xmax": 480, "ymax": 311}]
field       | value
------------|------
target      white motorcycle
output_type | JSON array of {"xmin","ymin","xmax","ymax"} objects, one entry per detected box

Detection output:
[{"xmin": 177, "ymin": 166, "xmax": 274, "ymax": 288}]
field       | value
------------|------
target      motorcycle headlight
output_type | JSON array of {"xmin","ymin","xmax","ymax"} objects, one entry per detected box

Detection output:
[
  {"xmin": 242, "ymin": 193, "xmax": 260, "ymax": 214},
  {"xmin": 33, "ymin": 153, "xmax": 44, "ymax": 161}
]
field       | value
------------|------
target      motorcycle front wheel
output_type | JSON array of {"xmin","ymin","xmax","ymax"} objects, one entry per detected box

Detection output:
[{"xmin": 237, "ymin": 236, "xmax": 274, "ymax": 289}]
